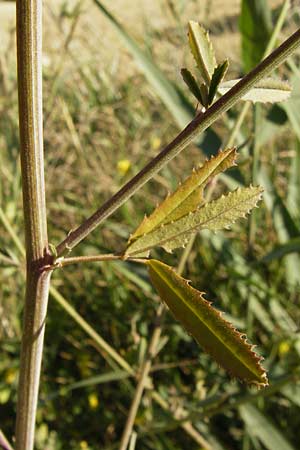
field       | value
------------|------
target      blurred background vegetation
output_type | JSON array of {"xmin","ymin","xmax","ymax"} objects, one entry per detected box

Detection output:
[{"xmin": 1, "ymin": 0, "xmax": 300, "ymax": 448}]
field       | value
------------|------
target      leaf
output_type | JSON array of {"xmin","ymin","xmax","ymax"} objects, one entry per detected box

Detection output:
[
  {"xmin": 128, "ymin": 148, "xmax": 237, "ymax": 243},
  {"xmin": 239, "ymin": 0, "xmax": 272, "ymax": 72},
  {"xmin": 258, "ymin": 166, "xmax": 300, "ymax": 287},
  {"xmin": 208, "ymin": 60, "xmax": 229, "ymax": 105},
  {"xmin": 147, "ymin": 259, "xmax": 268, "ymax": 387},
  {"xmin": 126, "ymin": 186, "xmax": 263, "ymax": 255},
  {"xmin": 239, "ymin": 404, "xmax": 295, "ymax": 450},
  {"xmin": 181, "ymin": 68, "xmax": 203, "ymax": 104},
  {"xmin": 283, "ymin": 76, "xmax": 300, "ymax": 140},
  {"xmin": 218, "ymin": 78, "xmax": 291, "ymax": 103},
  {"xmin": 188, "ymin": 21, "xmax": 217, "ymax": 86},
  {"xmin": 260, "ymin": 237, "xmax": 300, "ymax": 263}
]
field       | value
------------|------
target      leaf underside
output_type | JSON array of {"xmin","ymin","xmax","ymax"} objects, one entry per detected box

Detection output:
[
  {"xmin": 126, "ymin": 185, "xmax": 263, "ymax": 255},
  {"xmin": 128, "ymin": 147, "xmax": 237, "ymax": 245},
  {"xmin": 148, "ymin": 259, "xmax": 268, "ymax": 387},
  {"xmin": 219, "ymin": 78, "xmax": 291, "ymax": 103},
  {"xmin": 188, "ymin": 21, "xmax": 217, "ymax": 86}
]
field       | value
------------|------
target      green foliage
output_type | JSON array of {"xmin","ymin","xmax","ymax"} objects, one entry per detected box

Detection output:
[
  {"xmin": 129, "ymin": 147, "xmax": 237, "ymax": 242},
  {"xmin": 182, "ymin": 21, "xmax": 290, "ymax": 110},
  {"xmin": 147, "ymin": 259, "xmax": 268, "ymax": 387},
  {"xmin": 208, "ymin": 60, "xmax": 229, "ymax": 105},
  {"xmin": 188, "ymin": 21, "xmax": 217, "ymax": 86},
  {"xmin": 240, "ymin": 0, "xmax": 272, "ymax": 72},
  {"xmin": 126, "ymin": 184, "xmax": 263, "ymax": 255}
]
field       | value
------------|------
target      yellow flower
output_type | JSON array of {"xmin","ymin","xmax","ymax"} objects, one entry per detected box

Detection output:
[
  {"xmin": 151, "ymin": 136, "xmax": 161, "ymax": 150},
  {"xmin": 88, "ymin": 392, "xmax": 99, "ymax": 409},
  {"xmin": 80, "ymin": 441, "xmax": 89, "ymax": 449},
  {"xmin": 5, "ymin": 368, "xmax": 17, "ymax": 384},
  {"xmin": 278, "ymin": 340, "xmax": 291, "ymax": 356},
  {"xmin": 117, "ymin": 159, "xmax": 131, "ymax": 175}
]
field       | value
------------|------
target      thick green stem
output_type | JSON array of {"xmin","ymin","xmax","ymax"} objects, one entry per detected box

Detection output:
[
  {"xmin": 15, "ymin": 1, "xmax": 51, "ymax": 449},
  {"xmin": 56, "ymin": 27, "xmax": 300, "ymax": 256}
]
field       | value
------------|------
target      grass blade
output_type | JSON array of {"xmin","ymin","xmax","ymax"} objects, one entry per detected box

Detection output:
[{"xmin": 239, "ymin": 403, "xmax": 295, "ymax": 450}]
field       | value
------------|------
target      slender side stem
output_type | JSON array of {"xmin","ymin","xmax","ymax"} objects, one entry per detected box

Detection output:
[
  {"xmin": 56, "ymin": 27, "xmax": 300, "ymax": 256},
  {"xmin": 15, "ymin": 2, "xmax": 51, "ymax": 450},
  {"xmin": 47, "ymin": 254, "xmax": 148, "ymax": 270},
  {"xmin": 0, "ymin": 430, "xmax": 14, "ymax": 450}
]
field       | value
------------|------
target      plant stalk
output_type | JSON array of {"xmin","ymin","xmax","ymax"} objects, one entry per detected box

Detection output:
[
  {"xmin": 56, "ymin": 27, "xmax": 300, "ymax": 256},
  {"xmin": 15, "ymin": 1, "xmax": 51, "ymax": 449}
]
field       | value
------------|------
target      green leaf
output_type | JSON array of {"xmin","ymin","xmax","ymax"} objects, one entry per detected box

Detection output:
[
  {"xmin": 283, "ymin": 74, "xmax": 300, "ymax": 140},
  {"xmin": 181, "ymin": 68, "xmax": 203, "ymax": 104},
  {"xmin": 208, "ymin": 60, "xmax": 229, "ymax": 105},
  {"xmin": 147, "ymin": 259, "xmax": 268, "ymax": 387},
  {"xmin": 218, "ymin": 78, "xmax": 291, "ymax": 103},
  {"xmin": 239, "ymin": 404, "xmax": 295, "ymax": 450},
  {"xmin": 258, "ymin": 166, "xmax": 300, "ymax": 287},
  {"xmin": 240, "ymin": 0, "xmax": 272, "ymax": 72},
  {"xmin": 188, "ymin": 21, "xmax": 217, "ymax": 86},
  {"xmin": 126, "ymin": 186, "xmax": 263, "ymax": 255},
  {"xmin": 128, "ymin": 148, "xmax": 237, "ymax": 243},
  {"xmin": 260, "ymin": 237, "xmax": 300, "ymax": 263}
]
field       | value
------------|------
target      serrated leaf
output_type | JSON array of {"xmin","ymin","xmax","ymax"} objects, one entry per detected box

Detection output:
[
  {"xmin": 126, "ymin": 186, "xmax": 263, "ymax": 255},
  {"xmin": 147, "ymin": 259, "xmax": 268, "ymax": 387},
  {"xmin": 208, "ymin": 60, "xmax": 229, "ymax": 105},
  {"xmin": 128, "ymin": 148, "xmax": 237, "ymax": 245},
  {"xmin": 181, "ymin": 68, "xmax": 203, "ymax": 104},
  {"xmin": 188, "ymin": 21, "xmax": 217, "ymax": 86},
  {"xmin": 219, "ymin": 78, "xmax": 291, "ymax": 103}
]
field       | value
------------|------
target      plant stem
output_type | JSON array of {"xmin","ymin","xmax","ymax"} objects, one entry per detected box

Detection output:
[
  {"xmin": 56, "ymin": 27, "xmax": 300, "ymax": 256},
  {"xmin": 15, "ymin": 1, "xmax": 51, "ymax": 449}
]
